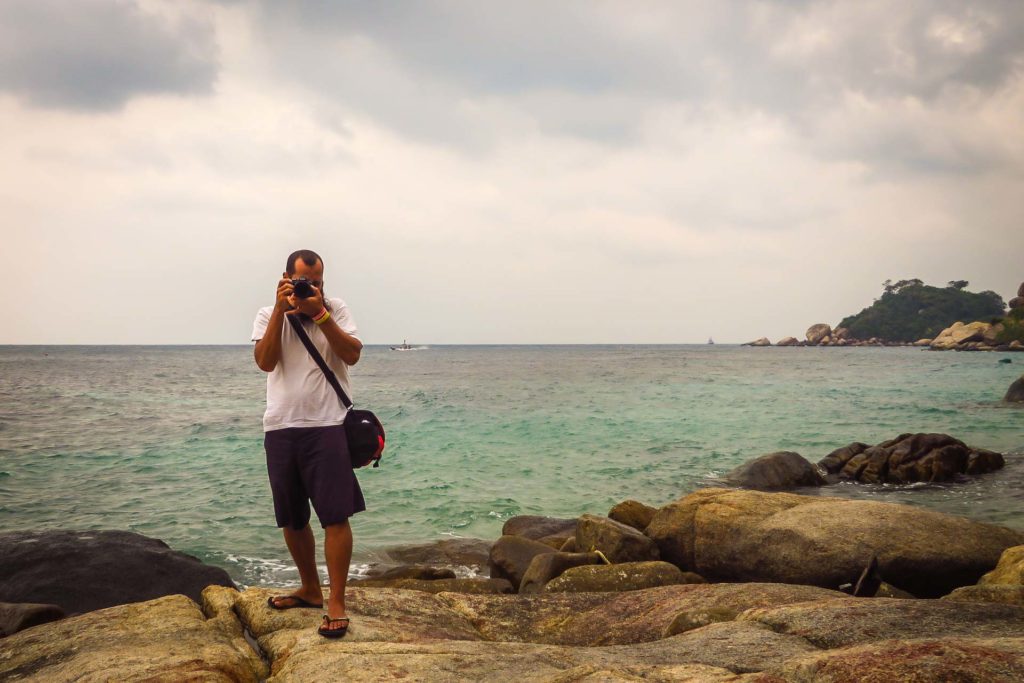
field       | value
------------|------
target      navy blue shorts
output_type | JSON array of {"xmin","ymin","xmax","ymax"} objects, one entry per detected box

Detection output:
[{"xmin": 264, "ymin": 425, "xmax": 366, "ymax": 530}]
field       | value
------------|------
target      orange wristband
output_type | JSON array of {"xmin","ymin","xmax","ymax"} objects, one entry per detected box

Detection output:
[{"xmin": 313, "ymin": 308, "xmax": 330, "ymax": 325}]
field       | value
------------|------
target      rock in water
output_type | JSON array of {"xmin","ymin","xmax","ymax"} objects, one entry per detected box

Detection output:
[
  {"xmin": 806, "ymin": 324, "xmax": 833, "ymax": 345},
  {"xmin": 723, "ymin": 451, "xmax": 826, "ymax": 490},
  {"xmin": 0, "ymin": 530, "xmax": 235, "ymax": 615},
  {"xmin": 384, "ymin": 537, "xmax": 491, "ymax": 571},
  {"xmin": 645, "ymin": 488, "xmax": 1024, "ymax": 597},
  {"xmin": 501, "ymin": 515, "xmax": 578, "ymax": 540},
  {"xmin": 744, "ymin": 337, "xmax": 771, "ymax": 346},
  {"xmin": 1006, "ymin": 375, "xmax": 1024, "ymax": 403},
  {"xmin": 817, "ymin": 433, "xmax": 1005, "ymax": 483},
  {"xmin": 776, "ymin": 336, "xmax": 799, "ymax": 346}
]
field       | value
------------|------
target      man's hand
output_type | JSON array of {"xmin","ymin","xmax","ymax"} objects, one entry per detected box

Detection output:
[
  {"xmin": 275, "ymin": 274, "xmax": 295, "ymax": 313},
  {"xmin": 290, "ymin": 283, "xmax": 325, "ymax": 317}
]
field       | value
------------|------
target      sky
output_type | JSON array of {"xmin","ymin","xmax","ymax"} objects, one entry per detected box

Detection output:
[{"xmin": 1, "ymin": 0, "xmax": 1023, "ymax": 345}]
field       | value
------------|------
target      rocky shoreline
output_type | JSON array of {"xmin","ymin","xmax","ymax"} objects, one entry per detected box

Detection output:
[
  {"xmin": 3, "ymin": 457, "xmax": 1024, "ymax": 681},
  {"xmin": 744, "ymin": 281, "xmax": 1024, "ymax": 352}
]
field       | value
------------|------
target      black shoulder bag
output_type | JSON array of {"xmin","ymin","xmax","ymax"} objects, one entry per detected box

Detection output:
[{"xmin": 287, "ymin": 314, "xmax": 385, "ymax": 468}]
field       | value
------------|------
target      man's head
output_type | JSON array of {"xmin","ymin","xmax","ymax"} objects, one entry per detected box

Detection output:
[{"xmin": 284, "ymin": 249, "xmax": 326, "ymax": 310}]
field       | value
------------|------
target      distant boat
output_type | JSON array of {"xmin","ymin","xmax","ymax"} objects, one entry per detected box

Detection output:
[
  {"xmin": 390, "ymin": 340, "xmax": 414, "ymax": 351},
  {"xmin": 708, "ymin": 337, "xmax": 715, "ymax": 345}
]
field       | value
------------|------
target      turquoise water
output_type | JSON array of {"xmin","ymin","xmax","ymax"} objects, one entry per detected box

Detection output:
[{"xmin": 1, "ymin": 345, "xmax": 1021, "ymax": 586}]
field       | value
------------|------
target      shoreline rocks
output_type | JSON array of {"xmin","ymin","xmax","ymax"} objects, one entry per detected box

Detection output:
[
  {"xmin": 818, "ymin": 433, "xmax": 1005, "ymax": 484},
  {"xmin": 0, "ymin": 530, "xmax": 235, "ymax": 617},
  {"xmin": 1007, "ymin": 375, "xmax": 1024, "ymax": 402}
]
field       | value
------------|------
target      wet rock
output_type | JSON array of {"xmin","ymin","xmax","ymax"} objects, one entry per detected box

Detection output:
[
  {"xmin": 817, "ymin": 442, "xmax": 869, "ymax": 474},
  {"xmin": 488, "ymin": 535, "xmax": 556, "ymax": 589},
  {"xmin": 0, "ymin": 591, "xmax": 266, "ymax": 682},
  {"xmin": 362, "ymin": 564, "xmax": 456, "ymax": 581},
  {"xmin": 384, "ymin": 537, "xmax": 492, "ymax": 572},
  {"xmin": 806, "ymin": 324, "xmax": 832, "ymax": 345},
  {"xmin": 349, "ymin": 577, "xmax": 513, "ymax": 594},
  {"xmin": 608, "ymin": 499, "xmax": 658, "ymax": 531},
  {"xmin": 822, "ymin": 433, "xmax": 1004, "ymax": 484},
  {"xmin": 774, "ymin": 637, "xmax": 1024, "ymax": 682},
  {"xmin": 979, "ymin": 545, "xmax": 1024, "ymax": 585},
  {"xmin": 544, "ymin": 562, "xmax": 705, "ymax": 593},
  {"xmin": 575, "ymin": 514, "xmax": 660, "ymax": 563},
  {"xmin": 0, "ymin": 530, "xmax": 235, "ymax": 615},
  {"xmin": 645, "ymin": 488, "xmax": 1024, "ymax": 597},
  {"xmin": 723, "ymin": 451, "xmax": 826, "ymax": 490},
  {"xmin": 0, "ymin": 602, "xmax": 64, "ymax": 637},
  {"xmin": 502, "ymin": 515, "xmax": 578, "ymax": 541},
  {"xmin": 519, "ymin": 552, "xmax": 603, "ymax": 594},
  {"xmin": 1006, "ymin": 376, "xmax": 1024, "ymax": 402}
]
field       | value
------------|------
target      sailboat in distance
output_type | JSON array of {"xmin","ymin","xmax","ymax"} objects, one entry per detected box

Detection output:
[{"xmin": 708, "ymin": 337, "xmax": 715, "ymax": 345}]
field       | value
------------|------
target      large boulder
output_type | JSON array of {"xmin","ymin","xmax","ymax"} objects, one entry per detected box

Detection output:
[
  {"xmin": 978, "ymin": 545, "xmax": 1024, "ymax": 585},
  {"xmin": 722, "ymin": 451, "xmax": 826, "ymax": 490},
  {"xmin": 501, "ymin": 515, "xmax": 578, "ymax": 541},
  {"xmin": 488, "ymin": 535, "xmax": 555, "ymax": 589},
  {"xmin": 363, "ymin": 564, "xmax": 457, "ymax": 581},
  {"xmin": 608, "ymin": 499, "xmax": 657, "ymax": 531},
  {"xmin": 544, "ymin": 562, "xmax": 704, "ymax": 593},
  {"xmin": 744, "ymin": 337, "xmax": 771, "ymax": 346},
  {"xmin": 1010, "ymin": 296, "xmax": 1024, "ymax": 310},
  {"xmin": 519, "ymin": 552, "xmax": 603, "ymax": 594},
  {"xmin": 1019, "ymin": 282, "xmax": 1024, "ymax": 298},
  {"xmin": 0, "ymin": 589, "xmax": 267, "ymax": 681},
  {"xmin": 644, "ymin": 488, "xmax": 1024, "ymax": 597},
  {"xmin": 575, "ymin": 514, "xmax": 660, "ymax": 563},
  {"xmin": 818, "ymin": 433, "xmax": 1004, "ymax": 484},
  {"xmin": 776, "ymin": 336, "xmax": 799, "ymax": 347},
  {"xmin": 0, "ymin": 530, "xmax": 235, "ymax": 615},
  {"xmin": 1006, "ymin": 375, "xmax": 1024, "ymax": 402},
  {"xmin": 806, "ymin": 324, "xmax": 832, "ymax": 345},
  {"xmin": 943, "ymin": 585, "xmax": 1024, "ymax": 607}
]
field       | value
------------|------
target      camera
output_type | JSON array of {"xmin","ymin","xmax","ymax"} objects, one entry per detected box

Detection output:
[{"xmin": 291, "ymin": 277, "xmax": 316, "ymax": 299}]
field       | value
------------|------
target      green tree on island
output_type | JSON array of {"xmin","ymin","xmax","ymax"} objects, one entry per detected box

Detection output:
[{"xmin": 839, "ymin": 280, "xmax": 1005, "ymax": 342}]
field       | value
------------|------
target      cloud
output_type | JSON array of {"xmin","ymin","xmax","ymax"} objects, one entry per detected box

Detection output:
[{"xmin": 0, "ymin": 0, "xmax": 219, "ymax": 111}]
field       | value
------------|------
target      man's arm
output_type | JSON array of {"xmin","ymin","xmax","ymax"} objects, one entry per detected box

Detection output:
[
  {"xmin": 254, "ymin": 276, "xmax": 294, "ymax": 372},
  {"xmin": 318, "ymin": 317, "xmax": 362, "ymax": 365}
]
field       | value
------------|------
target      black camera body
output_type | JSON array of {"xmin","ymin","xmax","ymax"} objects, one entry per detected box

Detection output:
[{"xmin": 291, "ymin": 277, "xmax": 316, "ymax": 299}]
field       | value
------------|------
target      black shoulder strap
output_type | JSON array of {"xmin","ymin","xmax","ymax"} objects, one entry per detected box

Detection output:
[{"xmin": 286, "ymin": 314, "xmax": 353, "ymax": 409}]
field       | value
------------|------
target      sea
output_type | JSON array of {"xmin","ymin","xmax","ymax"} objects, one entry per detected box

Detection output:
[{"xmin": 1, "ymin": 345, "xmax": 1022, "ymax": 588}]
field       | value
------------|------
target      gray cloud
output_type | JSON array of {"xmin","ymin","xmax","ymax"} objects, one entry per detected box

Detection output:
[
  {"xmin": 235, "ymin": 0, "xmax": 1024, "ymax": 177},
  {"xmin": 0, "ymin": 0, "xmax": 219, "ymax": 111}
]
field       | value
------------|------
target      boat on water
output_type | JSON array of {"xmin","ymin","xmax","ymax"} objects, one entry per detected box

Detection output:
[
  {"xmin": 390, "ymin": 340, "xmax": 414, "ymax": 351},
  {"xmin": 708, "ymin": 337, "xmax": 715, "ymax": 345}
]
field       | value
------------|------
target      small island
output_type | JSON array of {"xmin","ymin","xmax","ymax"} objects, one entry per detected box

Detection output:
[{"xmin": 746, "ymin": 279, "xmax": 1024, "ymax": 351}]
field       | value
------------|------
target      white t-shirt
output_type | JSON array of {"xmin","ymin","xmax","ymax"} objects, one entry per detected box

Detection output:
[{"xmin": 251, "ymin": 297, "xmax": 360, "ymax": 432}]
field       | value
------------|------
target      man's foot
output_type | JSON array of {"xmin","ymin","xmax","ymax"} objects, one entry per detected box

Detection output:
[
  {"xmin": 318, "ymin": 614, "xmax": 350, "ymax": 638},
  {"xmin": 267, "ymin": 594, "xmax": 323, "ymax": 610}
]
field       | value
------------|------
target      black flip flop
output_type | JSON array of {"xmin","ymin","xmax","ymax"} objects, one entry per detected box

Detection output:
[
  {"xmin": 318, "ymin": 615, "xmax": 350, "ymax": 638},
  {"xmin": 267, "ymin": 595, "xmax": 323, "ymax": 610}
]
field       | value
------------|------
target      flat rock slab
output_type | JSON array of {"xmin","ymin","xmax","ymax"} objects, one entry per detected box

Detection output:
[
  {"xmin": 260, "ymin": 622, "xmax": 813, "ymax": 682},
  {"xmin": 439, "ymin": 583, "xmax": 847, "ymax": 646},
  {"xmin": 739, "ymin": 598, "xmax": 1024, "ymax": 649},
  {"xmin": 0, "ymin": 593, "xmax": 266, "ymax": 682},
  {"xmin": 773, "ymin": 637, "xmax": 1024, "ymax": 682}
]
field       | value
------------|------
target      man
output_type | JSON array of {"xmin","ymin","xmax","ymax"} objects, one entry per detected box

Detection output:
[{"xmin": 252, "ymin": 249, "xmax": 364, "ymax": 638}]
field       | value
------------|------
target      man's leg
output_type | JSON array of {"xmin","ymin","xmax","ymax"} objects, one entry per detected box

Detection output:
[
  {"xmin": 324, "ymin": 521, "xmax": 353, "ymax": 619},
  {"xmin": 279, "ymin": 524, "xmax": 325, "ymax": 605}
]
